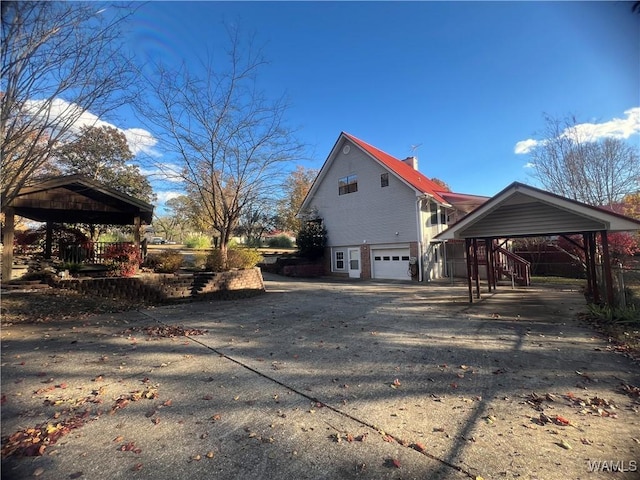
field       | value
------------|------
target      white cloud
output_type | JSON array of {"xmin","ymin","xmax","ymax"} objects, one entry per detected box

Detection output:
[
  {"xmin": 523, "ymin": 162, "xmax": 536, "ymax": 169},
  {"xmin": 514, "ymin": 107, "xmax": 640, "ymax": 155},
  {"xmin": 122, "ymin": 128, "xmax": 159, "ymax": 156},
  {"xmin": 139, "ymin": 162, "xmax": 183, "ymax": 183},
  {"xmin": 156, "ymin": 190, "xmax": 184, "ymax": 203},
  {"xmin": 567, "ymin": 107, "xmax": 640, "ymax": 142},
  {"xmin": 24, "ymin": 98, "xmax": 160, "ymax": 157},
  {"xmin": 514, "ymin": 139, "xmax": 539, "ymax": 155}
]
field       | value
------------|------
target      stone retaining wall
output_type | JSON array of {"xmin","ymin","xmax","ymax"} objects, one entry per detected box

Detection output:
[{"xmin": 54, "ymin": 267, "xmax": 265, "ymax": 303}]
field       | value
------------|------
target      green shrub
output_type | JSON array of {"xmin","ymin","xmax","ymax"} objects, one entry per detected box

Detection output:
[
  {"xmin": 98, "ymin": 232, "xmax": 128, "ymax": 243},
  {"xmin": 103, "ymin": 243, "xmax": 140, "ymax": 277},
  {"xmin": 205, "ymin": 250, "xmax": 225, "ymax": 272},
  {"xmin": 228, "ymin": 248, "xmax": 263, "ymax": 269},
  {"xmin": 145, "ymin": 250, "xmax": 183, "ymax": 273},
  {"xmin": 296, "ymin": 221, "xmax": 327, "ymax": 259},
  {"xmin": 185, "ymin": 234, "xmax": 212, "ymax": 249},
  {"xmin": 267, "ymin": 235, "xmax": 294, "ymax": 248},
  {"xmin": 587, "ymin": 303, "xmax": 640, "ymax": 325},
  {"xmin": 205, "ymin": 248, "xmax": 263, "ymax": 271}
]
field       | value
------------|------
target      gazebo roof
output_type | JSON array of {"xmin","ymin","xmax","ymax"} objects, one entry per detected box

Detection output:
[{"xmin": 2, "ymin": 174, "xmax": 154, "ymax": 225}]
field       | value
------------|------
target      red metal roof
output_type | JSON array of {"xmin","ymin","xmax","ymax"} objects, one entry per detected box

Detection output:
[{"xmin": 342, "ymin": 132, "xmax": 449, "ymax": 204}]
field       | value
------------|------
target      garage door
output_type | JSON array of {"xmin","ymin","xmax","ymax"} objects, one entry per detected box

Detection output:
[{"xmin": 372, "ymin": 248, "xmax": 411, "ymax": 280}]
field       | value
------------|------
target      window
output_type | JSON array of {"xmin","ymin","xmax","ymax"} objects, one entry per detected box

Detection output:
[
  {"xmin": 335, "ymin": 251, "xmax": 345, "ymax": 270},
  {"xmin": 429, "ymin": 202, "xmax": 439, "ymax": 225},
  {"xmin": 338, "ymin": 174, "xmax": 358, "ymax": 195},
  {"xmin": 380, "ymin": 172, "xmax": 389, "ymax": 187}
]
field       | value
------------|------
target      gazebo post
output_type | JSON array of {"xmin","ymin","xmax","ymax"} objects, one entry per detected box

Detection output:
[
  {"xmin": 2, "ymin": 207, "xmax": 15, "ymax": 281},
  {"xmin": 45, "ymin": 222, "xmax": 53, "ymax": 259},
  {"xmin": 133, "ymin": 216, "xmax": 141, "ymax": 246},
  {"xmin": 600, "ymin": 230, "xmax": 614, "ymax": 306}
]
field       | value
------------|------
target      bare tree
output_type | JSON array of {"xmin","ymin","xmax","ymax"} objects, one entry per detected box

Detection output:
[
  {"xmin": 1, "ymin": 1, "xmax": 136, "ymax": 207},
  {"xmin": 276, "ymin": 165, "xmax": 318, "ymax": 234},
  {"xmin": 138, "ymin": 26, "xmax": 303, "ymax": 267},
  {"xmin": 526, "ymin": 114, "xmax": 639, "ymax": 206}
]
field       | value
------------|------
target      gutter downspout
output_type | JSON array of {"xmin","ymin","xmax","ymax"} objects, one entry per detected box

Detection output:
[{"xmin": 416, "ymin": 195, "xmax": 428, "ymax": 282}]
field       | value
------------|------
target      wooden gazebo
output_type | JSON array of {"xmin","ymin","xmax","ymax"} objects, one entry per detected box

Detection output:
[
  {"xmin": 434, "ymin": 182, "xmax": 640, "ymax": 305},
  {"xmin": 1, "ymin": 175, "xmax": 154, "ymax": 280}
]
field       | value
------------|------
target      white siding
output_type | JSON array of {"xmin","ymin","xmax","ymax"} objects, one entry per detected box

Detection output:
[
  {"xmin": 308, "ymin": 138, "xmax": 419, "ymax": 247},
  {"xmin": 460, "ymin": 202, "xmax": 606, "ymax": 238}
]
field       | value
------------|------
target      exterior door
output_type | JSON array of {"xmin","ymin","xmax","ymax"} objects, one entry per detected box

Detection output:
[{"xmin": 348, "ymin": 248, "xmax": 361, "ymax": 278}]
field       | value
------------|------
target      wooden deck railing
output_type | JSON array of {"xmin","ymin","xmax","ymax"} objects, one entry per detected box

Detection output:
[{"xmin": 58, "ymin": 241, "xmax": 147, "ymax": 264}]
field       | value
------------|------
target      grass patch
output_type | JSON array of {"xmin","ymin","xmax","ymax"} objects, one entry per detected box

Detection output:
[{"xmin": 531, "ymin": 276, "xmax": 586, "ymax": 287}]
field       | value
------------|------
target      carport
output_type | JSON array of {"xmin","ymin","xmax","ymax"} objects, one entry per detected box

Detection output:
[
  {"xmin": 1, "ymin": 174, "xmax": 154, "ymax": 280},
  {"xmin": 434, "ymin": 182, "xmax": 640, "ymax": 305}
]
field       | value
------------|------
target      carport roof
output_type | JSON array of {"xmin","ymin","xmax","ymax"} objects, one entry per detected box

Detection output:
[
  {"xmin": 434, "ymin": 182, "xmax": 640, "ymax": 240},
  {"xmin": 2, "ymin": 174, "xmax": 154, "ymax": 225}
]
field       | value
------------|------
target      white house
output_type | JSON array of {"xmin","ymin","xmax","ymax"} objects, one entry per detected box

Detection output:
[{"xmin": 298, "ymin": 132, "xmax": 487, "ymax": 281}]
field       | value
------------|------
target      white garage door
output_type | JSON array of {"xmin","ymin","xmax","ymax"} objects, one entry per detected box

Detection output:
[{"xmin": 372, "ymin": 248, "xmax": 411, "ymax": 280}]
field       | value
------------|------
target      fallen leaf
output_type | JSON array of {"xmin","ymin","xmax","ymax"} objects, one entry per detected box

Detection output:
[
  {"xmin": 555, "ymin": 415, "xmax": 571, "ymax": 426},
  {"xmin": 557, "ymin": 439, "xmax": 572, "ymax": 450},
  {"xmin": 413, "ymin": 442, "xmax": 427, "ymax": 453}
]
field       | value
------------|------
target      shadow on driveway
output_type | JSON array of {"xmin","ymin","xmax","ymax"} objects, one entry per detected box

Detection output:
[{"xmin": 2, "ymin": 275, "xmax": 638, "ymax": 479}]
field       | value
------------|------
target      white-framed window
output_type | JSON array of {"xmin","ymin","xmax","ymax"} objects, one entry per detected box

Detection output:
[
  {"xmin": 334, "ymin": 250, "xmax": 346, "ymax": 271},
  {"xmin": 338, "ymin": 174, "xmax": 358, "ymax": 195}
]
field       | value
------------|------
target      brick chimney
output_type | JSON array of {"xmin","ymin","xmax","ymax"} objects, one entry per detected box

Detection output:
[{"xmin": 403, "ymin": 156, "xmax": 418, "ymax": 170}]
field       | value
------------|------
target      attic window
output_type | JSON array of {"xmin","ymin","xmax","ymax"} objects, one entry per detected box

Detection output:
[
  {"xmin": 380, "ymin": 173, "xmax": 389, "ymax": 187},
  {"xmin": 338, "ymin": 174, "xmax": 358, "ymax": 195}
]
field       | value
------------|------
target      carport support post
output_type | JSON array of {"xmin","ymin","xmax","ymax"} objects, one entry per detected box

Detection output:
[
  {"xmin": 1, "ymin": 207, "xmax": 15, "ymax": 281},
  {"xmin": 600, "ymin": 230, "xmax": 614, "ymax": 306},
  {"xmin": 472, "ymin": 238, "xmax": 480, "ymax": 299},
  {"xmin": 584, "ymin": 232, "xmax": 599, "ymax": 304},
  {"xmin": 465, "ymin": 238, "xmax": 473, "ymax": 303},
  {"xmin": 485, "ymin": 238, "xmax": 493, "ymax": 292}
]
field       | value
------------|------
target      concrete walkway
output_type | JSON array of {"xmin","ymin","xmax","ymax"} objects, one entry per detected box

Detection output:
[{"xmin": 1, "ymin": 275, "xmax": 638, "ymax": 479}]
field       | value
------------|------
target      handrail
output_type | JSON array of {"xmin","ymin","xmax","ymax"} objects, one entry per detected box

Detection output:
[{"xmin": 494, "ymin": 246, "xmax": 531, "ymax": 286}]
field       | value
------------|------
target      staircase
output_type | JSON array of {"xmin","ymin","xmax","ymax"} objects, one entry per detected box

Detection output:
[
  {"xmin": 475, "ymin": 243, "xmax": 531, "ymax": 286},
  {"xmin": 191, "ymin": 272, "xmax": 218, "ymax": 295},
  {"xmin": 494, "ymin": 246, "xmax": 531, "ymax": 286}
]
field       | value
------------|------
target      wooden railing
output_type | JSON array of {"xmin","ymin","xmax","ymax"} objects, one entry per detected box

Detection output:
[
  {"xmin": 475, "ymin": 242, "xmax": 531, "ymax": 286},
  {"xmin": 494, "ymin": 246, "xmax": 531, "ymax": 286},
  {"xmin": 58, "ymin": 241, "xmax": 147, "ymax": 264}
]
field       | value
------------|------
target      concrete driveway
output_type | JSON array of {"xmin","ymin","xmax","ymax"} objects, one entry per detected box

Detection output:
[{"xmin": 1, "ymin": 274, "xmax": 639, "ymax": 480}]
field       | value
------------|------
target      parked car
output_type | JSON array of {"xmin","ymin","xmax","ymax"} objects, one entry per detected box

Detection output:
[{"xmin": 150, "ymin": 237, "xmax": 166, "ymax": 245}]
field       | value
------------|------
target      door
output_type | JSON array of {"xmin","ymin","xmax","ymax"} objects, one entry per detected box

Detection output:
[
  {"xmin": 348, "ymin": 248, "xmax": 361, "ymax": 278},
  {"xmin": 372, "ymin": 248, "xmax": 411, "ymax": 280}
]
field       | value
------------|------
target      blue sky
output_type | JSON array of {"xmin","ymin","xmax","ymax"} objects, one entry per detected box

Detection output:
[{"xmin": 106, "ymin": 1, "xmax": 639, "ymax": 205}]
